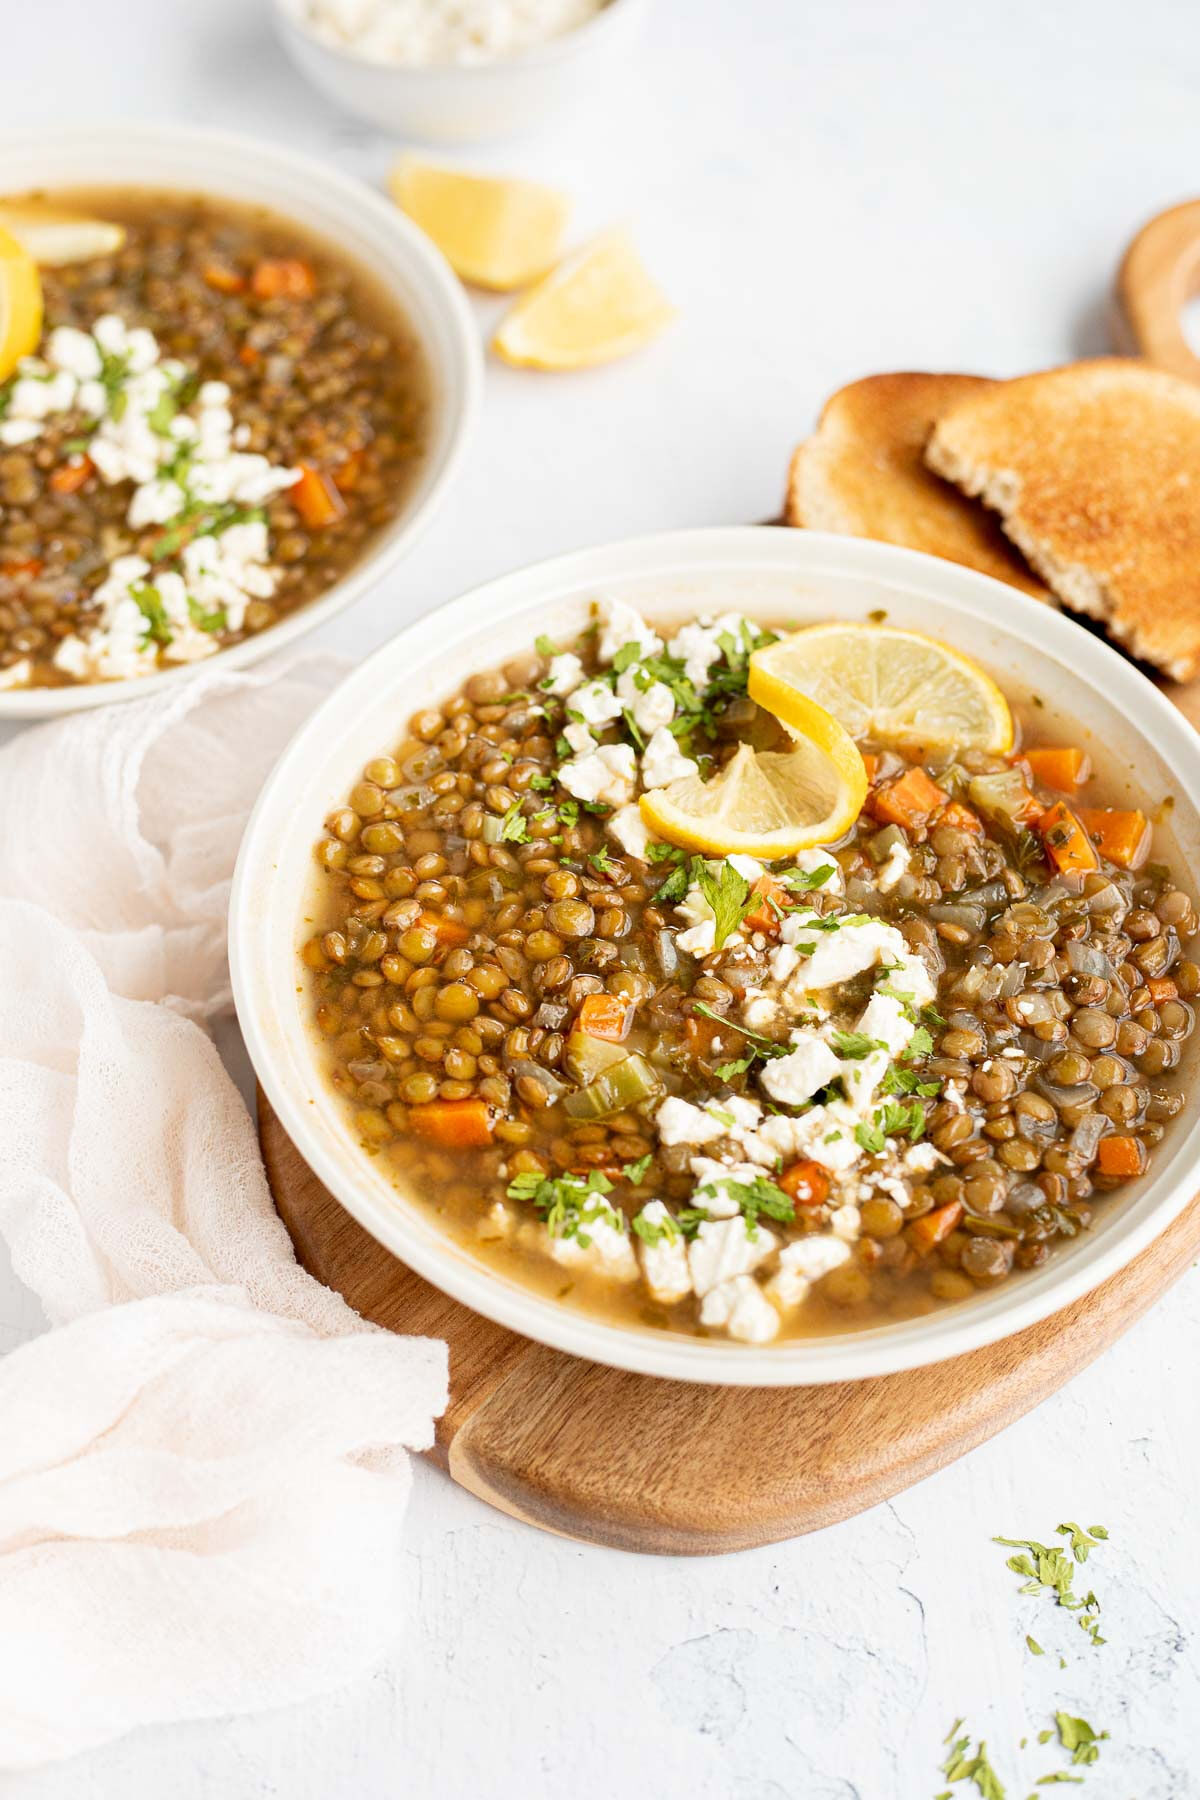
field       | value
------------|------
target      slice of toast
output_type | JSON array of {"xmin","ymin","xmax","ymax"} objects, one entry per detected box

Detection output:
[
  {"xmin": 926, "ymin": 358, "xmax": 1200, "ymax": 680},
  {"xmin": 786, "ymin": 372, "xmax": 1049, "ymax": 599}
]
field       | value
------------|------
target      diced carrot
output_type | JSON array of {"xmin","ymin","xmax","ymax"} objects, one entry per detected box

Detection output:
[
  {"xmin": 417, "ymin": 909, "xmax": 470, "ymax": 947},
  {"xmin": 202, "ymin": 260, "xmax": 246, "ymax": 295},
  {"xmin": 1036, "ymin": 801, "xmax": 1100, "ymax": 876},
  {"xmin": 935, "ymin": 800, "xmax": 985, "ymax": 837},
  {"xmin": 336, "ymin": 449, "xmax": 365, "ymax": 492},
  {"xmin": 251, "ymin": 257, "xmax": 316, "ymax": 300},
  {"xmin": 871, "ymin": 765, "xmax": 949, "ymax": 829},
  {"xmin": 1024, "ymin": 745, "xmax": 1091, "ymax": 793},
  {"xmin": 860, "ymin": 752, "xmax": 879, "ymax": 786},
  {"xmin": 1076, "ymin": 807, "xmax": 1152, "ymax": 872},
  {"xmin": 1095, "ymin": 1134, "xmax": 1147, "ymax": 1179},
  {"xmin": 906, "ymin": 1198, "xmax": 964, "ymax": 1254},
  {"xmin": 577, "ymin": 992, "xmax": 632, "ymax": 1042},
  {"xmin": 778, "ymin": 1160, "xmax": 830, "ymax": 1207},
  {"xmin": 1147, "ymin": 977, "xmax": 1178, "ymax": 1005},
  {"xmin": 49, "ymin": 458, "xmax": 94, "ymax": 495},
  {"xmin": 238, "ymin": 343, "xmax": 260, "ymax": 367},
  {"xmin": 742, "ymin": 874, "xmax": 791, "ymax": 936},
  {"xmin": 1, "ymin": 557, "xmax": 42, "ymax": 580},
  {"xmin": 291, "ymin": 463, "xmax": 347, "ymax": 531},
  {"xmin": 408, "ymin": 1099, "xmax": 493, "ymax": 1149}
]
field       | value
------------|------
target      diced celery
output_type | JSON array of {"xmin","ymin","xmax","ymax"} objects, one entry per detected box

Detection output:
[
  {"xmin": 563, "ymin": 1030, "xmax": 628, "ymax": 1084},
  {"xmin": 564, "ymin": 1053, "xmax": 664, "ymax": 1119},
  {"xmin": 967, "ymin": 770, "xmax": 1030, "ymax": 831},
  {"xmin": 868, "ymin": 824, "xmax": 906, "ymax": 865}
]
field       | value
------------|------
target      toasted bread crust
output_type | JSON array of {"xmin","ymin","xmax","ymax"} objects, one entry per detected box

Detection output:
[
  {"xmin": 786, "ymin": 372, "xmax": 1048, "ymax": 599},
  {"xmin": 926, "ymin": 358, "xmax": 1200, "ymax": 680}
]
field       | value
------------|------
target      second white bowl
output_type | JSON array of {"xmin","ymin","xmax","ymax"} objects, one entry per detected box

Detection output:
[{"xmin": 0, "ymin": 123, "xmax": 482, "ymax": 719}]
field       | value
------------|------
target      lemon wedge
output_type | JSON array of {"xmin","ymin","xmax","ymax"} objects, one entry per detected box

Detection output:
[
  {"xmin": 389, "ymin": 159, "xmax": 568, "ymax": 291},
  {"xmin": 749, "ymin": 622, "xmax": 1014, "ymax": 753},
  {"xmin": 0, "ymin": 225, "xmax": 42, "ymax": 383},
  {"xmin": 493, "ymin": 229, "xmax": 675, "ymax": 370},
  {"xmin": 0, "ymin": 206, "xmax": 125, "ymax": 267},
  {"xmin": 639, "ymin": 697, "xmax": 867, "ymax": 858}
]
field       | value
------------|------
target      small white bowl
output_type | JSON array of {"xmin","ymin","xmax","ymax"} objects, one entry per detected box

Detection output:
[
  {"xmin": 0, "ymin": 123, "xmax": 481, "ymax": 720},
  {"xmin": 272, "ymin": 0, "xmax": 647, "ymax": 144},
  {"xmin": 230, "ymin": 527, "xmax": 1200, "ymax": 1387}
]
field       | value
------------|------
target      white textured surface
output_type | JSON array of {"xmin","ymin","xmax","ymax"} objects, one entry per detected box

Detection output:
[{"xmin": 3, "ymin": 0, "xmax": 1200, "ymax": 1792}]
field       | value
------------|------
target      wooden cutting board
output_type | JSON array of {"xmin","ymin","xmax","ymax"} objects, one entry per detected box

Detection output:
[
  {"xmin": 260, "ymin": 1094, "xmax": 1200, "ymax": 1554},
  {"xmin": 257, "ymin": 203, "xmax": 1200, "ymax": 1556}
]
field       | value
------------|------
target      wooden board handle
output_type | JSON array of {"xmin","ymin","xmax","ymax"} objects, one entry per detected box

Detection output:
[{"xmin": 1116, "ymin": 199, "xmax": 1200, "ymax": 380}]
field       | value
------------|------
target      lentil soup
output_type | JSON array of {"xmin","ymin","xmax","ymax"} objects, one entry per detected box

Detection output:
[
  {"xmin": 0, "ymin": 188, "xmax": 429, "ymax": 688},
  {"xmin": 301, "ymin": 599, "xmax": 1198, "ymax": 1344}
]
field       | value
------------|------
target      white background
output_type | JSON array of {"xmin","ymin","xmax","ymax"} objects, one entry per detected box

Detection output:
[{"xmin": 4, "ymin": 0, "xmax": 1200, "ymax": 1795}]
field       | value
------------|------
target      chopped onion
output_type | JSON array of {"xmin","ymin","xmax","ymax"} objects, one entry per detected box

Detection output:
[
  {"xmin": 1034, "ymin": 1074, "xmax": 1100, "ymax": 1109},
  {"xmin": 929, "ymin": 902, "xmax": 986, "ymax": 932},
  {"xmin": 655, "ymin": 930, "xmax": 679, "ymax": 977},
  {"xmin": 1083, "ymin": 879, "xmax": 1126, "ymax": 915},
  {"xmin": 1070, "ymin": 1113, "xmax": 1106, "ymax": 1161},
  {"xmin": 1066, "ymin": 938, "xmax": 1117, "ymax": 981}
]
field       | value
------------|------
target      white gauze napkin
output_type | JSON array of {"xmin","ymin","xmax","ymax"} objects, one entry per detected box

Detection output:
[{"xmin": 0, "ymin": 655, "xmax": 449, "ymax": 1770}]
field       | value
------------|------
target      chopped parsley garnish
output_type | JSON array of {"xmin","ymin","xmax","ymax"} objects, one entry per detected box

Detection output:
[
  {"xmin": 1052, "ymin": 1713, "xmax": 1108, "ymax": 1768},
  {"xmin": 611, "ymin": 640, "xmax": 642, "ymax": 674},
  {"xmin": 777, "ymin": 863, "xmax": 836, "ymax": 892},
  {"xmin": 497, "ymin": 799, "xmax": 530, "ymax": 844},
  {"xmin": 940, "ymin": 1725, "xmax": 1007, "ymax": 1799},
  {"xmin": 831, "ymin": 1030, "xmax": 887, "ymax": 1060},
  {"xmin": 529, "ymin": 772, "xmax": 554, "ymax": 791},
  {"xmin": 694, "ymin": 859, "xmax": 754, "ymax": 950},
  {"xmin": 589, "ymin": 845, "xmax": 617, "ymax": 875},
  {"xmin": 187, "ymin": 596, "xmax": 226, "ymax": 633},
  {"xmin": 632, "ymin": 1207, "xmax": 678, "ymax": 1246},
  {"xmin": 535, "ymin": 633, "xmax": 558, "ymax": 658},
  {"xmin": 131, "ymin": 582, "xmax": 172, "ymax": 647},
  {"xmin": 692, "ymin": 1175, "xmax": 794, "ymax": 1236},
  {"xmin": 854, "ymin": 1099, "xmax": 927, "ymax": 1154},
  {"xmin": 622, "ymin": 1153, "xmax": 653, "ymax": 1184},
  {"xmin": 993, "ymin": 1523, "xmax": 1108, "ymax": 1647},
  {"xmin": 691, "ymin": 1002, "xmax": 789, "ymax": 1064},
  {"xmin": 505, "ymin": 1168, "xmax": 621, "ymax": 1246}
]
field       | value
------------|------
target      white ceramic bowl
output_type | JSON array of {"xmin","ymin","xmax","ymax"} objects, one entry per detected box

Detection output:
[
  {"xmin": 230, "ymin": 527, "xmax": 1200, "ymax": 1386},
  {"xmin": 272, "ymin": 0, "xmax": 647, "ymax": 144},
  {"xmin": 0, "ymin": 123, "xmax": 481, "ymax": 720}
]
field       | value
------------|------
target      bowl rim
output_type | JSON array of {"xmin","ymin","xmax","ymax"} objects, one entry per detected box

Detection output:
[
  {"xmin": 230, "ymin": 525, "xmax": 1200, "ymax": 1387},
  {"xmin": 272, "ymin": 0, "xmax": 645, "ymax": 76},
  {"xmin": 0, "ymin": 121, "xmax": 482, "ymax": 720}
]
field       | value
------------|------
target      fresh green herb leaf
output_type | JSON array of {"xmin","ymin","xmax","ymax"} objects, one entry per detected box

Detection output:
[
  {"xmin": 694, "ymin": 860, "xmax": 753, "ymax": 951},
  {"xmin": 186, "ymin": 596, "xmax": 226, "ymax": 633},
  {"xmin": 535, "ymin": 633, "xmax": 558, "ymax": 658},
  {"xmin": 777, "ymin": 863, "xmax": 836, "ymax": 892},
  {"xmin": 497, "ymin": 800, "xmax": 530, "ymax": 844},
  {"xmin": 131, "ymin": 582, "xmax": 172, "ymax": 647},
  {"xmin": 623, "ymin": 1153, "xmax": 653, "ymax": 1185},
  {"xmin": 831, "ymin": 1030, "xmax": 887, "ymax": 1060},
  {"xmin": 1053, "ymin": 1713, "xmax": 1108, "ymax": 1767},
  {"xmin": 589, "ymin": 845, "xmax": 617, "ymax": 875},
  {"xmin": 506, "ymin": 1168, "xmax": 619, "ymax": 1246},
  {"xmin": 631, "ymin": 1206, "xmax": 678, "ymax": 1246}
]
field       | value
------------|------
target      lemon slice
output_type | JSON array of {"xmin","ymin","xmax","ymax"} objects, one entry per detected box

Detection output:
[
  {"xmin": 0, "ymin": 206, "xmax": 125, "ymax": 268},
  {"xmin": 639, "ymin": 699, "xmax": 867, "ymax": 858},
  {"xmin": 389, "ymin": 159, "xmax": 568, "ymax": 291},
  {"xmin": 0, "ymin": 225, "xmax": 42, "ymax": 383},
  {"xmin": 493, "ymin": 229, "xmax": 675, "ymax": 370},
  {"xmin": 749, "ymin": 622, "xmax": 1014, "ymax": 752}
]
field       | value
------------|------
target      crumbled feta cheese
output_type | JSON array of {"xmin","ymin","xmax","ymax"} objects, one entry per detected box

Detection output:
[
  {"xmin": 0, "ymin": 659, "xmax": 31, "ymax": 690},
  {"xmin": 635, "ymin": 1202, "xmax": 692, "ymax": 1304},
  {"xmin": 700, "ymin": 1274, "xmax": 780, "ymax": 1343},
  {"xmin": 303, "ymin": 0, "xmax": 607, "ymax": 69},
  {"xmin": 641, "ymin": 725, "xmax": 699, "ymax": 790},
  {"xmin": 666, "ymin": 611, "xmax": 748, "ymax": 689},
  {"xmin": 615, "ymin": 666, "xmax": 675, "ymax": 735},
  {"xmin": 45, "ymin": 325, "xmax": 102, "ymax": 380},
  {"xmin": 781, "ymin": 914, "xmax": 907, "ymax": 994},
  {"xmin": 127, "ymin": 477, "xmax": 187, "ymax": 529},
  {"xmin": 688, "ymin": 1215, "xmax": 777, "ymax": 1297},
  {"xmin": 728, "ymin": 853, "xmax": 765, "ymax": 884},
  {"xmin": 759, "ymin": 1032, "xmax": 842, "ymax": 1106},
  {"xmin": 571, "ymin": 678, "xmax": 624, "ymax": 727},
  {"xmin": 543, "ymin": 651, "xmax": 584, "ymax": 696},
  {"xmin": 790, "ymin": 847, "xmax": 844, "ymax": 894},
  {"xmin": 742, "ymin": 988, "xmax": 778, "ymax": 1033},
  {"xmin": 597, "ymin": 596, "xmax": 662, "ymax": 664},
  {"xmin": 0, "ymin": 419, "xmax": 42, "ymax": 445},
  {"xmin": 756, "ymin": 1101, "xmax": 865, "ymax": 1173},
  {"xmin": 563, "ymin": 720, "xmax": 596, "ymax": 755},
  {"xmin": 607, "ymin": 802, "xmax": 652, "ymax": 860},
  {"xmin": 829, "ymin": 1203, "xmax": 861, "ymax": 1241},
  {"xmin": 524, "ymin": 1214, "xmax": 638, "ymax": 1282},
  {"xmin": 656, "ymin": 1097, "xmax": 725, "ymax": 1148},
  {"xmin": 876, "ymin": 838, "xmax": 911, "ymax": 893},
  {"xmin": 765, "ymin": 1236, "xmax": 851, "ymax": 1311},
  {"xmin": 557, "ymin": 742, "xmax": 637, "ymax": 806}
]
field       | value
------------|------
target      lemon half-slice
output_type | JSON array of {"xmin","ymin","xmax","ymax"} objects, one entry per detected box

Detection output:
[
  {"xmin": 389, "ymin": 159, "xmax": 568, "ymax": 291},
  {"xmin": 0, "ymin": 225, "xmax": 42, "ymax": 383},
  {"xmin": 493, "ymin": 229, "xmax": 675, "ymax": 370},
  {"xmin": 0, "ymin": 206, "xmax": 125, "ymax": 268},
  {"xmin": 749, "ymin": 622, "xmax": 1013, "ymax": 752},
  {"xmin": 639, "ymin": 696, "xmax": 867, "ymax": 858}
]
